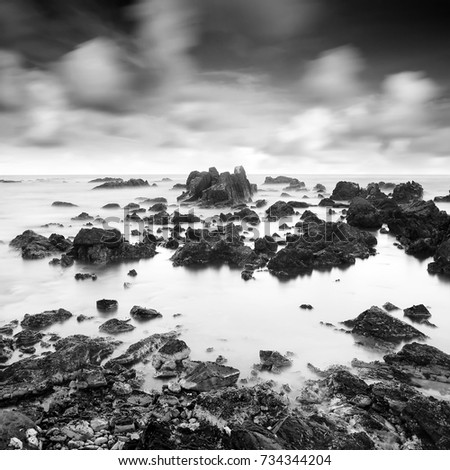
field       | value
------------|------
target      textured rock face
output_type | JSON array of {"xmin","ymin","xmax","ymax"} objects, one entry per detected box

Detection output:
[
  {"xmin": 428, "ymin": 239, "xmax": 450, "ymax": 275},
  {"xmin": 347, "ymin": 197, "xmax": 382, "ymax": 229},
  {"xmin": 384, "ymin": 343, "xmax": 450, "ymax": 384},
  {"xmin": 434, "ymin": 192, "xmax": 450, "ymax": 203},
  {"xmin": 392, "ymin": 181, "xmax": 423, "ymax": 203},
  {"xmin": 331, "ymin": 181, "xmax": 361, "ymax": 200},
  {"xmin": 342, "ymin": 306, "xmax": 427, "ymax": 347},
  {"xmin": 0, "ymin": 411, "xmax": 39, "ymax": 450},
  {"xmin": 99, "ymin": 319, "xmax": 135, "ymax": 335},
  {"xmin": 403, "ymin": 304, "xmax": 431, "ymax": 321},
  {"xmin": 264, "ymin": 176, "xmax": 301, "ymax": 185},
  {"xmin": 268, "ymin": 221, "xmax": 377, "ymax": 277},
  {"xmin": 180, "ymin": 362, "xmax": 240, "ymax": 392},
  {"xmin": 257, "ymin": 351, "xmax": 292, "ymax": 373},
  {"xmin": 178, "ymin": 166, "xmax": 255, "ymax": 206},
  {"xmin": 130, "ymin": 306, "xmax": 162, "ymax": 321},
  {"xmin": 265, "ymin": 201, "xmax": 295, "ymax": 220},
  {"xmin": 10, "ymin": 230, "xmax": 72, "ymax": 259},
  {"xmin": 93, "ymin": 179, "xmax": 149, "ymax": 190},
  {"xmin": 71, "ymin": 228, "xmax": 156, "ymax": 264},
  {"xmin": 0, "ymin": 335, "xmax": 118, "ymax": 403},
  {"xmin": 21, "ymin": 308, "xmax": 73, "ymax": 330}
]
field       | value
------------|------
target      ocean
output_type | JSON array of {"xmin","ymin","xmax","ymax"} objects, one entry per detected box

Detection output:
[{"xmin": 1, "ymin": 173, "xmax": 449, "ymax": 395}]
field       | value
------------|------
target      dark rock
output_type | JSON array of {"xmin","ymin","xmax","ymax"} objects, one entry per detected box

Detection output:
[
  {"xmin": 314, "ymin": 184, "xmax": 326, "ymax": 192},
  {"xmin": 74, "ymin": 273, "xmax": 97, "ymax": 280},
  {"xmin": 331, "ymin": 181, "xmax": 361, "ymax": 200},
  {"xmin": 392, "ymin": 181, "xmax": 423, "ymax": 203},
  {"xmin": 0, "ymin": 411, "xmax": 39, "ymax": 450},
  {"xmin": 21, "ymin": 309, "xmax": 72, "ymax": 330},
  {"xmin": 89, "ymin": 177, "xmax": 123, "ymax": 183},
  {"xmin": 258, "ymin": 351, "xmax": 292, "ymax": 372},
  {"xmin": 143, "ymin": 197, "xmax": 168, "ymax": 204},
  {"xmin": 254, "ymin": 236, "xmax": 278, "ymax": 254},
  {"xmin": 96, "ymin": 299, "xmax": 118, "ymax": 311},
  {"xmin": 383, "ymin": 302, "xmax": 400, "ymax": 312},
  {"xmin": 152, "ymin": 339, "xmax": 191, "ymax": 374},
  {"xmin": 403, "ymin": 304, "xmax": 432, "ymax": 321},
  {"xmin": 342, "ymin": 306, "xmax": 427, "ymax": 347},
  {"xmin": 171, "ymin": 211, "xmax": 201, "ymax": 224},
  {"xmin": 233, "ymin": 208, "xmax": 260, "ymax": 224},
  {"xmin": 347, "ymin": 197, "xmax": 382, "ymax": 229},
  {"xmin": 149, "ymin": 203, "xmax": 167, "ymax": 212},
  {"xmin": 266, "ymin": 201, "xmax": 295, "ymax": 220},
  {"xmin": 299, "ymin": 304, "xmax": 313, "ymax": 310},
  {"xmin": 287, "ymin": 201, "xmax": 309, "ymax": 208},
  {"xmin": 19, "ymin": 346, "xmax": 36, "ymax": 355},
  {"xmin": 71, "ymin": 212, "xmax": 93, "ymax": 221},
  {"xmin": 318, "ymin": 198, "xmax": 335, "ymax": 207},
  {"xmin": 264, "ymin": 176, "xmax": 300, "ymax": 185},
  {"xmin": 0, "ymin": 337, "xmax": 14, "ymax": 363},
  {"xmin": 241, "ymin": 270, "xmax": 254, "ymax": 281},
  {"xmin": 10, "ymin": 230, "xmax": 72, "ymax": 260},
  {"xmin": 14, "ymin": 330, "xmax": 43, "ymax": 347},
  {"xmin": 124, "ymin": 202, "xmax": 140, "ymax": 210},
  {"xmin": 0, "ymin": 335, "xmax": 118, "ymax": 403},
  {"xmin": 76, "ymin": 314, "xmax": 93, "ymax": 322},
  {"xmin": 434, "ymin": 192, "xmax": 450, "ymax": 203},
  {"xmin": 428, "ymin": 239, "xmax": 450, "ymax": 275},
  {"xmin": 102, "ymin": 203, "xmax": 121, "ymax": 209},
  {"xmin": 127, "ymin": 269, "xmax": 137, "ymax": 277},
  {"xmin": 165, "ymin": 239, "xmax": 180, "ymax": 250},
  {"xmin": 99, "ymin": 318, "xmax": 135, "ymax": 335},
  {"xmin": 172, "ymin": 183, "xmax": 186, "ymax": 190},
  {"xmin": 130, "ymin": 306, "xmax": 162, "ymax": 321},
  {"xmin": 180, "ymin": 362, "xmax": 240, "ymax": 392},
  {"xmin": 93, "ymin": 179, "xmax": 149, "ymax": 190},
  {"xmin": 255, "ymin": 199, "xmax": 267, "ymax": 208},
  {"xmin": 52, "ymin": 201, "xmax": 78, "ymax": 207},
  {"xmin": 70, "ymin": 228, "xmax": 156, "ymax": 264},
  {"xmin": 0, "ymin": 321, "xmax": 18, "ymax": 336}
]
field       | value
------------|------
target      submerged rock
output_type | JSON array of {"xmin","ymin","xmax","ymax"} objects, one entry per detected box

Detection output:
[
  {"xmin": 21, "ymin": 309, "xmax": 73, "ymax": 330},
  {"xmin": 130, "ymin": 306, "xmax": 162, "ymax": 321},
  {"xmin": 264, "ymin": 176, "xmax": 300, "ymax": 185},
  {"xmin": 10, "ymin": 230, "xmax": 72, "ymax": 260},
  {"xmin": 180, "ymin": 362, "xmax": 240, "ymax": 392},
  {"xmin": 93, "ymin": 179, "xmax": 149, "ymax": 190},
  {"xmin": 331, "ymin": 181, "xmax": 361, "ymax": 200},
  {"xmin": 342, "ymin": 306, "xmax": 427, "ymax": 348},
  {"xmin": 347, "ymin": 197, "xmax": 382, "ymax": 229},
  {"xmin": 52, "ymin": 201, "xmax": 78, "ymax": 207},
  {"xmin": 257, "ymin": 351, "xmax": 292, "ymax": 373},
  {"xmin": 265, "ymin": 201, "xmax": 295, "ymax": 220},
  {"xmin": 96, "ymin": 299, "xmax": 118, "ymax": 311},
  {"xmin": 403, "ymin": 304, "xmax": 432, "ymax": 322},
  {"xmin": 99, "ymin": 319, "xmax": 135, "ymax": 335},
  {"xmin": 434, "ymin": 192, "xmax": 450, "ymax": 203},
  {"xmin": 383, "ymin": 302, "xmax": 400, "ymax": 312}
]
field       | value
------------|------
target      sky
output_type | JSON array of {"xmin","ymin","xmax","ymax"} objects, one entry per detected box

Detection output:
[{"xmin": 1, "ymin": 0, "xmax": 450, "ymax": 175}]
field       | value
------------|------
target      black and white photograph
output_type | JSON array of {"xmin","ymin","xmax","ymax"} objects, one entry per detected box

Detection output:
[{"xmin": 0, "ymin": 0, "xmax": 450, "ymax": 461}]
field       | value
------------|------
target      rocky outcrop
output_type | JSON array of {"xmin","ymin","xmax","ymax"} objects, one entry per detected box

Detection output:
[
  {"xmin": 256, "ymin": 351, "xmax": 292, "ymax": 373},
  {"xmin": 342, "ymin": 306, "xmax": 427, "ymax": 349},
  {"xmin": 178, "ymin": 166, "xmax": 255, "ymax": 206},
  {"xmin": 0, "ymin": 335, "xmax": 119, "ymax": 404},
  {"xmin": 99, "ymin": 319, "xmax": 135, "ymax": 335},
  {"xmin": 180, "ymin": 362, "xmax": 240, "ymax": 392},
  {"xmin": 264, "ymin": 176, "xmax": 300, "ymax": 185},
  {"xmin": 0, "ymin": 337, "xmax": 13, "ymax": 363},
  {"xmin": 70, "ymin": 228, "xmax": 157, "ymax": 264},
  {"xmin": 21, "ymin": 308, "xmax": 73, "ymax": 330},
  {"xmin": 347, "ymin": 197, "xmax": 382, "ymax": 229},
  {"xmin": 254, "ymin": 236, "xmax": 278, "ymax": 255},
  {"xmin": 10, "ymin": 230, "xmax": 72, "ymax": 260},
  {"xmin": 130, "ymin": 306, "xmax": 162, "ymax": 321},
  {"xmin": 331, "ymin": 181, "xmax": 361, "ymax": 200},
  {"xmin": 434, "ymin": 192, "xmax": 450, "ymax": 203},
  {"xmin": 152, "ymin": 340, "xmax": 191, "ymax": 379},
  {"xmin": 265, "ymin": 201, "xmax": 295, "ymax": 220},
  {"xmin": 428, "ymin": 239, "xmax": 450, "ymax": 275},
  {"xmin": 93, "ymin": 179, "xmax": 149, "ymax": 190},
  {"xmin": 392, "ymin": 181, "xmax": 423, "ymax": 203},
  {"xmin": 268, "ymin": 221, "xmax": 377, "ymax": 277}
]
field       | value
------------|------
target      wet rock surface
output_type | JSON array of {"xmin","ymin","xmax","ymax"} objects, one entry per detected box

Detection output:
[
  {"xmin": 331, "ymin": 181, "xmax": 361, "ymax": 200},
  {"xmin": 99, "ymin": 319, "xmax": 135, "ymax": 335},
  {"xmin": 10, "ymin": 230, "xmax": 72, "ymax": 260},
  {"xmin": 130, "ymin": 306, "xmax": 162, "ymax": 321},
  {"xmin": 347, "ymin": 197, "xmax": 382, "ymax": 229},
  {"xmin": 21, "ymin": 309, "xmax": 73, "ymax": 330},
  {"xmin": 92, "ymin": 179, "xmax": 149, "ymax": 190}
]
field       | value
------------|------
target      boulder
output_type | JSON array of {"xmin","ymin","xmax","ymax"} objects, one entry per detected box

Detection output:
[
  {"xmin": 318, "ymin": 198, "xmax": 335, "ymax": 207},
  {"xmin": 14, "ymin": 330, "xmax": 44, "ymax": 347},
  {"xmin": 0, "ymin": 411, "xmax": 39, "ymax": 450},
  {"xmin": 149, "ymin": 203, "xmax": 167, "ymax": 212},
  {"xmin": 52, "ymin": 201, "xmax": 77, "ymax": 207},
  {"xmin": 331, "ymin": 181, "xmax": 361, "ymax": 200},
  {"xmin": 21, "ymin": 308, "xmax": 72, "ymax": 330},
  {"xmin": 130, "ymin": 306, "xmax": 162, "ymax": 321},
  {"xmin": 10, "ymin": 230, "xmax": 72, "ymax": 260},
  {"xmin": 99, "ymin": 319, "xmax": 135, "ymax": 335},
  {"xmin": 71, "ymin": 212, "xmax": 93, "ymax": 221},
  {"xmin": 403, "ymin": 304, "xmax": 432, "ymax": 321},
  {"xmin": 180, "ymin": 362, "xmax": 240, "ymax": 392},
  {"xmin": 102, "ymin": 203, "xmax": 121, "ymax": 209},
  {"xmin": 93, "ymin": 178, "xmax": 149, "ymax": 190},
  {"xmin": 0, "ymin": 321, "xmax": 18, "ymax": 336},
  {"xmin": 96, "ymin": 299, "xmax": 118, "ymax": 311},
  {"xmin": 266, "ymin": 201, "xmax": 295, "ymax": 220},
  {"xmin": 428, "ymin": 239, "xmax": 450, "ymax": 275},
  {"xmin": 233, "ymin": 208, "xmax": 260, "ymax": 224},
  {"xmin": 434, "ymin": 192, "xmax": 450, "ymax": 203},
  {"xmin": 314, "ymin": 184, "xmax": 326, "ymax": 192},
  {"xmin": 347, "ymin": 197, "xmax": 382, "ymax": 229},
  {"xmin": 257, "ymin": 351, "xmax": 292, "ymax": 373},
  {"xmin": 342, "ymin": 306, "xmax": 427, "ymax": 347},
  {"xmin": 70, "ymin": 228, "xmax": 156, "ymax": 264},
  {"xmin": 264, "ymin": 176, "xmax": 300, "ymax": 185},
  {"xmin": 0, "ymin": 337, "xmax": 14, "ymax": 363},
  {"xmin": 383, "ymin": 302, "xmax": 400, "ymax": 312},
  {"xmin": 254, "ymin": 236, "xmax": 278, "ymax": 254},
  {"xmin": 392, "ymin": 181, "xmax": 423, "ymax": 203}
]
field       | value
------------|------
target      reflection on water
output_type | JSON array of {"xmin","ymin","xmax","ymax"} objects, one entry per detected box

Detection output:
[{"xmin": 0, "ymin": 174, "xmax": 449, "ymax": 395}]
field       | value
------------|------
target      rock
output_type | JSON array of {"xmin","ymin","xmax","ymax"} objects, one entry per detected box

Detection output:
[
  {"xmin": 180, "ymin": 362, "xmax": 240, "ymax": 392},
  {"xmin": 287, "ymin": 201, "xmax": 309, "ymax": 209},
  {"xmin": 179, "ymin": 166, "xmax": 255, "ymax": 206},
  {"xmin": 254, "ymin": 236, "xmax": 278, "ymax": 254},
  {"xmin": 299, "ymin": 304, "xmax": 313, "ymax": 310},
  {"xmin": 106, "ymin": 332, "xmax": 178, "ymax": 367},
  {"xmin": 384, "ymin": 342, "xmax": 450, "ymax": 384},
  {"xmin": 52, "ymin": 201, "xmax": 78, "ymax": 207},
  {"xmin": 19, "ymin": 346, "xmax": 36, "ymax": 355},
  {"xmin": 403, "ymin": 304, "xmax": 432, "ymax": 322},
  {"xmin": 0, "ymin": 411, "xmax": 39, "ymax": 450},
  {"xmin": 233, "ymin": 208, "xmax": 260, "ymax": 224},
  {"xmin": 318, "ymin": 198, "xmax": 335, "ymax": 207},
  {"xmin": 71, "ymin": 212, "xmax": 94, "ymax": 221},
  {"xmin": 149, "ymin": 203, "xmax": 168, "ymax": 212},
  {"xmin": 266, "ymin": 201, "xmax": 295, "ymax": 220},
  {"xmin": 268, "ymin": 222, "xmax": 377, "ymax": 277},
  {"xmin": 171, "ymin": 211, "xmax": 201, "ymax": 224},
  {"xmin": 112, "ymin": 382, "xmax": 132, "ymax": 396},
  {"xmin": 102, "ymin": 203, "xmax": 121, "ymax": 209},
  {"xmin": 89, "ymin": 177, "xmax": 124, "ymax": 183},
  {"xmin": 99, "ymin": 319, "xmax": 135, "ymax": 335},
  {"xmin": 93, "ymin": 178, "xmax": 149, "ymax": 190},
  {"xmin": 0, "ymin": 335, "xmax": 118, "ymax": 403},
  {"xmin": 264, "ymin": 176, "xmax": 300, "ymax": 185},
  {"xmin": 21, "ymin": 309, "xmax": 73, "ymax": 330},
  {"xmin": 70, "ymin": 227, "xmax": 156, "ymax": 264},
  {"xmin": 392, "ymin": 181, "xmax": 423, "ymax": 203},
  {"xmin": 96, "ymin": 299, "xmax": 118, "ymax": 311},
  {"xmin": 75, "ymin": 273, "xmax": 97, "ymax": 280},
  {"xmin": 90, "ymin": 418, "xmax": 109, "ymax": 433},
  {"xmin": 130, "ymin": 306, "xmax": 162, "ymax": 321},
  {"xmin": 152, "ymin": 339, "xmax": 191, "ymax": 377},
  {"xmin": 314, "ymin": 184, "xmax": 326, "ymax": 192},
  {"xmin": 347, "ymin": 197, "xmax": 382, "ymax": 229},
  {"xmin": 428, "ymin": 239, "xmax": 450, "ymax": 275},
  {"xmin": 0, "ymin": 337, "xmax": 14, "ymax": 363},
  {"xmin": 10, "ymin": 230, "xmax": 72, "ymax": 260},
  {"xmin": 0, "ymin": 321, "xmax": 18, "ymax": 336},
  {"xmin": 383, "ymin": 302, "xmax": 400, "ymax": 311},
  {"xmin": 128, "ymin": 269, "xmax": 137, "ymax": 277},
  {"xmin": 165, "ymin": 239, "xmax": 180, "ymax": 250},
  {"xmin": 342, "ymin": 306, "xmax": 427, "ymax": 347},
  {"xmin": 76, "ymin": 314, "xmax": 93, "ymax": 322},
  {"xmin": 241, "ymin": 270, "xmax": 254, "ymax": 281},
  {"xmin": 434, "ymin": 192, "xmax": 450, "ymax": 203},
  {"xmin": 257, "ymin": 351, "xmax": 292, "ymax": 373},
  {"xmin": 255, "ymin": 199, "xmax": 267, "ymax": 208},
  {"xmin": 14, "ymin": 330, "xmax": 43, "ymax": 347},
  {"xmin": 331, "ymin": 181, "xmax": 361, "ymax": 200}
]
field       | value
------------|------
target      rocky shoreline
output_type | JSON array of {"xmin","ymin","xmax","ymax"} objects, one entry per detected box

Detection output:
[{"xmin": 1, "ymin": 168, "xmax": 450, "ymax": 450}]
